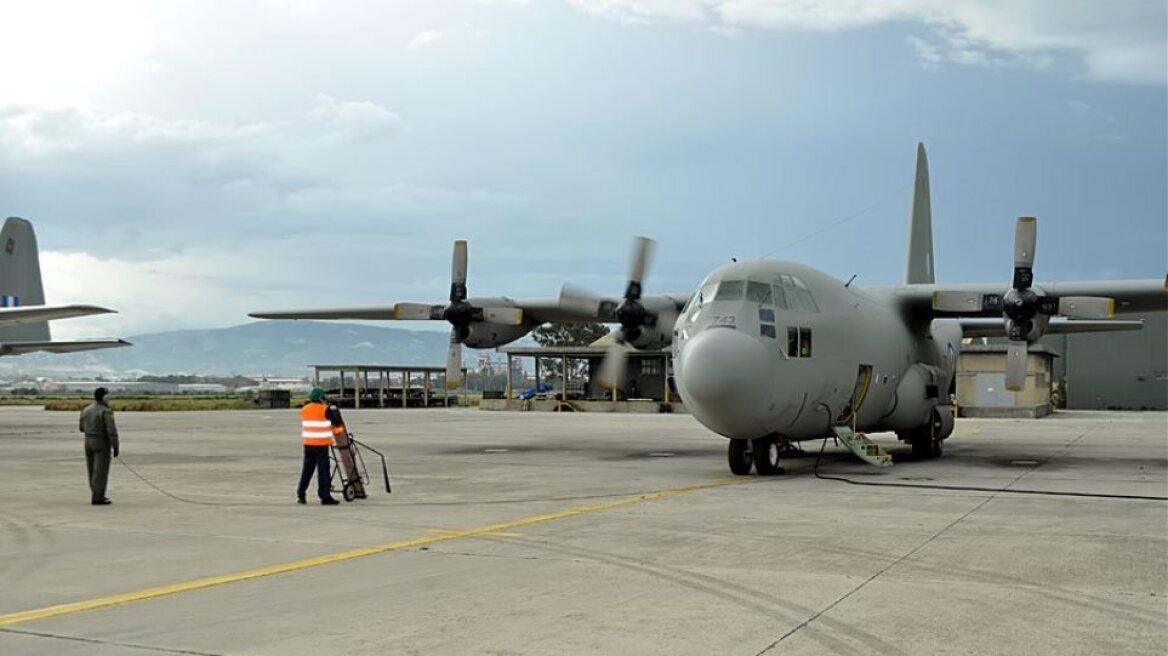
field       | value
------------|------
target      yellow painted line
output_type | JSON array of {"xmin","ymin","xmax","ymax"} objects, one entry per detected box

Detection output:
[
  {"xmin": 425, "ymin": 528, "xmax": 523, "ymax": 538},
  {"xmin": 0, "ymin": 477, "xmax": 746, "ymax": 627}
]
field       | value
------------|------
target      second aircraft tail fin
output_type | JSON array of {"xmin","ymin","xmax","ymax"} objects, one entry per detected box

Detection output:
[{"xmin": 0, "ymin": 217, "xmax": 51, "ymax": 342}]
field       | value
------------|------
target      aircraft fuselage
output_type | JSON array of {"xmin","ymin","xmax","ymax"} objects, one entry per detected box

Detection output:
[{"xmin": 673, "ymin": 260, "xmax": 960, "ymax": 443}]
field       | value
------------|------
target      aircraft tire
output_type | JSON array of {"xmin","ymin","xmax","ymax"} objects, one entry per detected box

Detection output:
[
  {"xmin": 752, "ymin": 437, "xmax": 783, "ymax": 475},
  {"xmin": 908, "ymin": 427, "xmax": 936, "ymax": 460},
  {"xmin": 728, "ymin": 439, "xmax": 753, "ymax": 476}
]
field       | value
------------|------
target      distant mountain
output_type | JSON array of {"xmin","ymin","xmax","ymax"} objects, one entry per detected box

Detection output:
[{"xmin": 0, "ymin": 322, "xmax": 481, "ymax": 378}]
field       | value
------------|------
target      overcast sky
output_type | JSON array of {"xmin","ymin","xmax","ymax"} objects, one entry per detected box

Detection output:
[{"xmin": 1, "ymin": 0, "xmax": 1164, "ymax": 339}]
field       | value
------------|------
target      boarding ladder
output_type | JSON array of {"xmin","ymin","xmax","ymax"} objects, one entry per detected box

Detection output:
[
  {"xmin": 832, "ymin": 426, "xmax": 893, "ymax": 467},
  {"xmin": 830, "ymin": 365, "xmax": 892, "ymax": 467}
]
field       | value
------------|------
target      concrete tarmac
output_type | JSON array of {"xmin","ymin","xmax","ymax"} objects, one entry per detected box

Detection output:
[{"xmin": 0, "ymin": 406, "xmax": 1164, "ymax": 655}]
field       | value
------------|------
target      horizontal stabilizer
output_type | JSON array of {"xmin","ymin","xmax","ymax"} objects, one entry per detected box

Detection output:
[
  {"xmin": 0, "ymin": 339, "xmax": 131, "ymax": 356},
  {"xmin": 0, "ymin": 303, "xmax": 116, "ymax": 326},
  {"xmin": 249, "ymin": 306, "xmax": 398, "ymax": 321},
  {"xmin": 958, "ymin": 318, "xmax": 1144, "ymax": 339}
]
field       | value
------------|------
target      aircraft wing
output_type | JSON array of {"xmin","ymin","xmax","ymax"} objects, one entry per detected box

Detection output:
[
  {"xmin": 249, "ymin": 306, "xmax": 399, "ymax": 321},
  {"xmin": 0, "ymin": 339, "xmax": 132, "ymax": 356},
  {"xmin": 249, "ymin": 294, "xmax": 691, "ymax": 325},
  {"xmin": 891, "ymin": 278, "xmax": 1167, "ymax": 317},
  {"xmin": 0, "ymin": 303, "xmax": 116, "ymax": 325},
  {"xmin": 958, "ymin": 318, "xmax": 1145, "ymax": 339}
]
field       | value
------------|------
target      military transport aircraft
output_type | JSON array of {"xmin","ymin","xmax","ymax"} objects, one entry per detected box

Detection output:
[
  {"xmin": 251, "ymin": 144, "xmax": 1165, "ymax": 475},
  {"xmin": 0, "ymin": 217, "xmax": 130, "ymax": 356}
]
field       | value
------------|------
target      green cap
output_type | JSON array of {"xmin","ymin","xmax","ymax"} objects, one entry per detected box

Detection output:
[{"xmin": 308, "ymin": 387, "xmax": 325, "ymax": 402}]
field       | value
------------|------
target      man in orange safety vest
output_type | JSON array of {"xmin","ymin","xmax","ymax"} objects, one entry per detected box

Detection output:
[{"xmin": 297, "ymin": 387, "xmax": 341, "ymax": 505}]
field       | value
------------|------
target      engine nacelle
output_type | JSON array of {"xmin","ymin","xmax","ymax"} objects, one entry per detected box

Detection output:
[
  {"xmin": 626, "ymin": 299, "xmax": 679, "ymax": 350},
  {"xmin": 463, "ymin": 322, "xmax": 533, "ymax": 349}
]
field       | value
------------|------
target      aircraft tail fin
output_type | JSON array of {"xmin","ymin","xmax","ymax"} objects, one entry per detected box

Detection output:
[
  {"xmin": 905, "ymin": 142, "xmax": 935, "ymax": 284},
  {"xmin": 0, "ymin": 217, "xmax": 51, "ymax": 342}
]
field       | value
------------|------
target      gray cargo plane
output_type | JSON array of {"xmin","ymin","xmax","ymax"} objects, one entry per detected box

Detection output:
[
  {"xmin": 251, "ymin": 144, "xmax": 1165, "ymax": 475},
  {"xmin": 0, "ymin": 217, "xmax": 130, "ymax": 356}
]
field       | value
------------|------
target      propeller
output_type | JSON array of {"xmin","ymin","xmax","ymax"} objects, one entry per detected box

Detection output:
[
  {"xmin": 393, "ymin": 240, "xmax": 524, "ymax": 389},
  {"xmin": 933, "ymin": 217, "xmax": 1114, "ymax": 392},
  {"xmin": 558, "ymin": 236, "xmax": 657, "ymax": 390}
]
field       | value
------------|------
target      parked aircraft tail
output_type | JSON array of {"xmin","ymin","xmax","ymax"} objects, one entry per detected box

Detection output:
[
  {"xmin": 905, "ymin": 142, "xmax": 935, "ymax": 284},
  {"xmin": 0, "ymin": 216, "xmax": 130, "ymax": 355},
  {"xmin": 0, "ymin": 217, "xmax": 50, "ymax": 343}
]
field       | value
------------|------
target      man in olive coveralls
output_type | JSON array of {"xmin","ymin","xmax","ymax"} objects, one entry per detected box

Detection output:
[{"xmin": 79, "ymin": 387, "xmax": 119, "ymax": 505}]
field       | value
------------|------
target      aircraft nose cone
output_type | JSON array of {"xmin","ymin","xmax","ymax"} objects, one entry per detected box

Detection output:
[{"xmin": 678, "ymin": 327, "xmax": 772, "ymax": 413}]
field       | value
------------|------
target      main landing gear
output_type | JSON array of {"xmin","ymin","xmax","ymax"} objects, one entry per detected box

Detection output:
[{"xmin": 727, "ymin": 437, "xmax": 785, "ymax": 476}]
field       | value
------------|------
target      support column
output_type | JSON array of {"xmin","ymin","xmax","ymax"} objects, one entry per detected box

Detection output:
[
  {"xmin": 403, "ymin": 369, "xmax": 410, "ymax": 408},
  {"xmin": 663, "ymin": 355, "xmax": 670, "ymax": 404},
  {"xmin": 506, "ymin": 354, "xmax": 513, "ymax": 400},
  {"xmin": 424, "ymin": 371, "xmax": 431, "ymax": 407},
  {"xmin": 339, "ymin": 370, "xmax": 346, "ymax": 406},
  {"xmin": 379, "ymin": 370, "xmax": 386, "ymax": 408},
  {"xmin": 355, "ymin": 369, "xmax": 361, "ymax": 409},
  {"xmin": 562, "ymin": 354, "xmax": 569, "ymax": 400},
  {"xmin": 535, "ymin": 358, "xmax": 541, "ymax": 395}
]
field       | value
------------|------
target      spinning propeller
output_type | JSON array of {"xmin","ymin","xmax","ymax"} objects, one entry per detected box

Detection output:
[
  {"xmin": 559, "ymin": 236, "xmax": 658, "ymax": 390},
  {"xmin": 933, "ymin": 217, "xmax": 1114, "ymax": 391},
  {"xmin": 393, "ymin": 240, "xmax": 523, "ymax": 388}
]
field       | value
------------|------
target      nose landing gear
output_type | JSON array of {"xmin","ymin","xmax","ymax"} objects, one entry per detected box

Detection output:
[
  {"xmin": 728, "ymin": 439, "xmax": 753, "ymax": 475},
  {"xmin": 727, "ymin": 437, "xmax": 785, "ymax": 476}
]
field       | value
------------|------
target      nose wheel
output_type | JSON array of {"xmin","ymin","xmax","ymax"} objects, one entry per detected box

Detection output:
[
  {"xmin": 753, "ymin": 436, "xmax": 784, "ymax": 475},
  {"xmin": 727, "ymin": 437, "xmax": 785, "ymax": 476},
  {"xmin": 728, "ymin": 439, "xmax": 753, "ymax": 475}
]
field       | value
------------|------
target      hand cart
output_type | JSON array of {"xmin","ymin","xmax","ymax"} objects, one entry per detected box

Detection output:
[{"xmin": 330, "ymin": 432, "xmax": 392, "ymax": 501}]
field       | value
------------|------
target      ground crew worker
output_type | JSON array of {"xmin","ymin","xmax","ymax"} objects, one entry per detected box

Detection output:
[
  {"xmin": 79, "ymin": 387, "xmax": 119, "ymax": 505},
  {"xmin": 297, "ymin": 387, "xmax": 341, "ymax": 505}
]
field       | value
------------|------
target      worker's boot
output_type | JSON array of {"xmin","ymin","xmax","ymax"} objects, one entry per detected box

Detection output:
[{"xmin": 321, "ymin": 497, "xmax": 340, "ymax": 505}]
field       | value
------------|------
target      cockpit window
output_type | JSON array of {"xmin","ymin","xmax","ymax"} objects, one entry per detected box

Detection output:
[
  {"xmin": 771, "ymin": 286, "xmax": 788, "ymax": 310},
  {"xmin": 745, "ymin": 281, "xmax": 772, "ymax": 304},
  {"xmin": 713, "ymin": 280, "xmax": 745, "ymax": 301},
  {"xmin": 699, "ymin": 282, "xmax": 717, "ymax": 305},
  {"xmin": 787, "ymin": 288, "xmax": 819, "ymax": 313}
]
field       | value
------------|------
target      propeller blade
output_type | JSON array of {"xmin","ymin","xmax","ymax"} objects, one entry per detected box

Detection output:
[
  {"xmin": 596, "ymin": 342, "xmax": 631, "ymax": 390},
  {"xmin": 482, "ymin": 306, "xmax": 524, "ymax": 325},
  {"xmin": 932, "ymin": 291, "xmax": 985, "ymax": 313},
  {"xmin": 393, "ymin": 303, "xmax": 445, "ymax": 320},
  {"xmin": 1057, "ymin": 296, "xmax": 1115, "ymax": 320},
  {"xmin": 559, "ymin": 283, "xmax": 605, "ymax": 316},
  {"xmin": 626, "ymin": 236, "xmax": 655, "ymax": 300},
  {"xmin": 1014, "ymin": 217, "xmax": 1037, "ymax": 269},
  {"xmin": 1005, "ymin": 340, "xmax": 1028, "ymax": 391},
  {"xmin": 445, "ymin": 334, "xmax": 463, "ymax": 389},
  {"xmin": 450, "ymin": 239, "xmax": 468, "ymax": 303}
]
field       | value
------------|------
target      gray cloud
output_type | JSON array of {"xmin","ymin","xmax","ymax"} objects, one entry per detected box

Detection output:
[{"xmin": 567, "ymin": 0, "xmax": 1167, "ymax": 85}]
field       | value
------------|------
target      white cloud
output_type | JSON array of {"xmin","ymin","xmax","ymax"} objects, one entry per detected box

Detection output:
[
  {"xmin": 569, "ymin": 0, "xmax": 710, "ymax": 23},
  {"xmin": 563, "ymin": 0, "xmax": 1167, "ymax": 85},
  {"xmin": 310, "ymin": 95, "xmax": 402, "ymax": 143},
  {"xmin": 39, "ymin": 248, "xmax": 298, "ymax": 338},
  {"xmin": 0, "ymin": 1, "xmax": 160, "ymax": 105},
  {"xmin": 408, "ymin": 30, "xmax": 442, "ymax": 49},
  {"xmin": 0, "ymin": 104, "xmax": 275, "ymax": 154}
]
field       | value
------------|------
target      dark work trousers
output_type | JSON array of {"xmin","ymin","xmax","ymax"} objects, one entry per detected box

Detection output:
[
  {"xmin": 297, "ymin": 445, "xmax": 332, "ymax": 500},
  {"xmin": 84, "ymin": 436, "xmax": 112, "ymax": 502}
]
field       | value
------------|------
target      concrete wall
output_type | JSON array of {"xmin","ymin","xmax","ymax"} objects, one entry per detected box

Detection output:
[{"xmin": 956, "ymin": 350, "xmax": 1053, "ymax": 418}]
